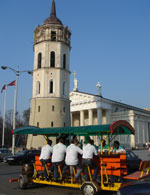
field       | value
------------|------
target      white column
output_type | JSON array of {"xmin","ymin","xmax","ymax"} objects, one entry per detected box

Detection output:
[
  {"xmin": 143, "ymin": 123, "xmax": 145, "ymax": 144},
  {"xmin": 129, "ymin": 113, "xmax": 135, "ymax": 148},
  {"xmin": 80, "ymin": 110, "xmax": 84, "ymax": 126},
  {"xmin": 106, "ymin": 110, "xmax": 111, "ymax": 124},
  {"xmin": 70, "ymin": 113, "xmax": 73, "ymax": 126},
  {"xmin": 88, "ymin": 109, "xmax": 93, "ymax": 125},
  {"xmin": 97, "ymin": 108, "xmax": 102, "ymax": 125},
  {"xmin": 80, "ymin": 110, "xmax": 85, "ymax": 142},
  {"xmin": 145, "ymin": 122, "xmax": 149, "ymax": 142},
  {"xmin": 137, "ymin": 122, "xmax": 140, "ymax": 144}
]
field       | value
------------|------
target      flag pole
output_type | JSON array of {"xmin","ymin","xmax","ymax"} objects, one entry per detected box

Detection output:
[
  {"xmin": 1, "ymin": 65, "xmax": 32, "ymax": 154},
  {"xmin": 2, "ymin": 84, "xmax": 7, "ymax": 147}
]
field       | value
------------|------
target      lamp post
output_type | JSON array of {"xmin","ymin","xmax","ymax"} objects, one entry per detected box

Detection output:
[{"xmin": 1, "ymin": 66, "xmax": 32, "ymax": 155}]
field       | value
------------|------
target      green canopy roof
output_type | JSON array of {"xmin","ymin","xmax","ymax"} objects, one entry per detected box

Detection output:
[{"xmin": 13, "ymin": 120, "xmax": 135, "ymax": 136}]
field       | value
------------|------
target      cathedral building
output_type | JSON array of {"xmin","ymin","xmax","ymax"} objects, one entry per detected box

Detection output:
[
  {"xmin": 70, "ymin": 80, "xmax": 150, "ymax": 148},
  {"xmin": 27, "ymin": 0, "xmax": 71, "ymax": 148}
]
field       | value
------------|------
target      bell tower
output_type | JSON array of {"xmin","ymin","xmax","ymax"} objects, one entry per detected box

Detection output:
[{"xmin": 27, "ymin": 0, "xmax": 71, "ymax": 148}]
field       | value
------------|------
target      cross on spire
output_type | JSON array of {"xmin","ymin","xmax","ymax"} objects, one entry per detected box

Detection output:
[{"xmin": 73, "ymin": 72, "xmax": 77, "ymax": 79}]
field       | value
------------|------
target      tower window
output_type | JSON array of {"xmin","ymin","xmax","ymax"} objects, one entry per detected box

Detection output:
[
  {"xmin": 50, "ymin": 80, "xmax": 53, "ymax": 94},
  {"xmin": 63, "ymin": 54, "xmax": 66, "ymax": 69},
  {"xmin": 64, "ymin": 122, "xmax": 66, "ymax": 127},
  {"xmin": 50, "ymin": 51, "xmax": 55, "ymax": 67},
  {"xmin": 63, "ymin": 107, "xmax": 65, "ymax": 113},
  {"xmin": 38, "ymin": 106, "xmax": 40, "ymax": 112},
  {"xmin": 38, "ymin": 53, "xmax": 42, "ymax": 69},
  {"xmin": 52, "ymin": 105, "xmax": 55, "ymax": 111},
  {"xmin": 51, "ymin": 122, "xmax": 54, "ymax": 127},
  {"xmin": 36, "ymin": 81, "xmax": 40, "ymax": 95},
  {"xmin": 51, "ymin": 31, "xmax": 56, "ymax": 41},
  {"xmin": 37, "ymin": 122, "xmax": 39, "ymax": 127}
]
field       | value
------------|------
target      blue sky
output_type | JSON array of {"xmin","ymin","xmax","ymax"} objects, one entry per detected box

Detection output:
[{"xmin": 0, "ymin": 0, "xmax": 150, "ymax": 115}]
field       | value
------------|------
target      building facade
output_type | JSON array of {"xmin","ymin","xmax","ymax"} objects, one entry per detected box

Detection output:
[
  {"xmin": 27, "ymin": 0, "xmax": 71, "ymax": 148},
  {"xmin": 70, "ymin": 84, "xmax": 150, "ymax": 148}
]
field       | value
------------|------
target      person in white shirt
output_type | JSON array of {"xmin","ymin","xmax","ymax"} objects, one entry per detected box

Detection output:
[
  {"xmin": 39, "ymin": 140, "xmax": 53, "ymax": 180},
  {"xmin": 62, "ymin": 138, "xmax": 83, "ymax": 181},
  {"xmin": 52, "ymin": 138, "xmax": 66, "ymax": 182},
  {"xmin": 82, "ymin": 139, "xmax": 98, "ymax": 181}
]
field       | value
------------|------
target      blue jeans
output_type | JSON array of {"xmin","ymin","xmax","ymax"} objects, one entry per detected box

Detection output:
[
  {"xmin": 62, "ymin": 164, "xmax": 83, "ymax": 180},
  {"xmin": 40, "ymin": 159, "xmax": 51, "ymax": 179},
  {"xmin": 82, "ymin": 159, "xmax": 98, "ymax": 180},
  {"xmin": 52, "ymin": 161, "xmax": 65, "ymax": 181}
]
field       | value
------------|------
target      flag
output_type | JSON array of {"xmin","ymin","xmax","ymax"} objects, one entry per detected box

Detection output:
[
  {"xmin": 7, "ymin": 80, "xmax": 16, "ymax": 86},
  {"xmin": 1, "ymin": 84, "xmax": 6, "ymax": 93}
]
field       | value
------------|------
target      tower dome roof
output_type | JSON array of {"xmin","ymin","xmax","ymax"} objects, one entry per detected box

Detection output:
[{"xmin": 43, "ymin": 0, "xmax": 62, "ymax": 25}]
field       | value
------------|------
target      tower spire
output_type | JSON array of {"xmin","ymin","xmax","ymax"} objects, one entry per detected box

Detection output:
[
  {"xmin": 43, "ymin": 0, "xmax": 62, "ymax": 25},
  {"xmin": 50, "ymin": 0, "xmax": 56, "ymax": 17}
]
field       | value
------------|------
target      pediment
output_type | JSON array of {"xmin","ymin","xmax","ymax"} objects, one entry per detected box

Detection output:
[{"xmin": 70, "ymin": 91, "xmax": 100, "ymax": 105}]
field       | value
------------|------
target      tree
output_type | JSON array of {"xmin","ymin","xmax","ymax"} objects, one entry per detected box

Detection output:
[
  {"xmin": 22, "ymin": 108, "xmax": 30, "ymax": 125},
  {"xmin": 0, "ymin": 110, "xmax": 13, "ymax": 147},
  {"xmin": 0, "ymin": 108, "xmax": 30, "ymax": 147}
]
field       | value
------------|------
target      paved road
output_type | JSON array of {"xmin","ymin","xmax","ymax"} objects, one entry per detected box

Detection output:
[
  {"xmin": 0, "ymin": 163, "xmax": 81, "ymax": 195},
  {"xmin": 133, "ymin": 149, "xmax": 150, "ymax": 160},
  {"xmin": 0, "ymin": 163, "xmax": 115, "ymax": 195},
  {"xmin": 0, "ymin": 149, "xmax": 149, "ymax": 195}
]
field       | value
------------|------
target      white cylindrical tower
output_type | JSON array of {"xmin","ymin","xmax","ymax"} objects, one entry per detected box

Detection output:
[{"xmin": 27, "ymin": 0, "xmax": 71, "ymax": 148}]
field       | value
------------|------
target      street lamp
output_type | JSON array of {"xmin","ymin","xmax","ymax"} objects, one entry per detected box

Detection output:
[{"xmin": 1, "ymin": 66, "xmax": 32, "ymax": 155}]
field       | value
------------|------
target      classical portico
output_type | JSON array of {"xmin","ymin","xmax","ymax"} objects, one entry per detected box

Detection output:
[
  {"xmin": 70, "ymin": 81, "xmax": 150, "ymax": 148},
  {"xmin": 70, "ymin": 91, "xmax": 112, "ymax": 127}
]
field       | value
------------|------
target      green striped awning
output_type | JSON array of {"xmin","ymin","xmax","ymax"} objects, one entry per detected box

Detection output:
[{"xmin": 13, "ymin": 120, "xmax": 135, "ymax": 136}]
